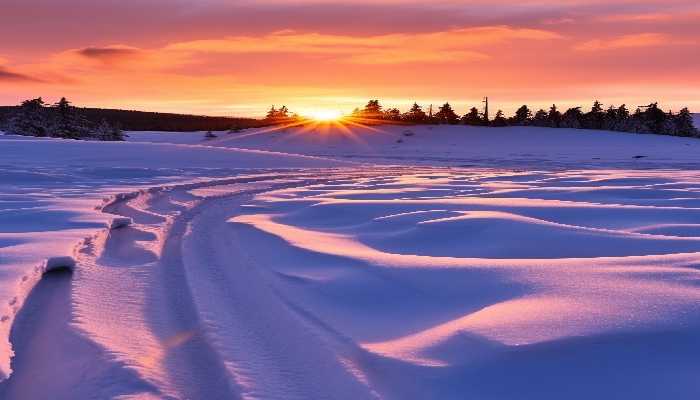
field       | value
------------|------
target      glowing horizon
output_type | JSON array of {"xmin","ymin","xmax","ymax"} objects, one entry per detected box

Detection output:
[{"xmin": 1, "ymin": 0, "xmax": 699, "ymax": 117}]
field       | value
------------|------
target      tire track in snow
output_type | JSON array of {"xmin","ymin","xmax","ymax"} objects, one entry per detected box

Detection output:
[
  {"xmin": 74, "ymin": 173, "xmax": 385, "ymax": 399},
  {"xmin": 177, "ymin": 190, "xmax": 378, "ymax": 399}
]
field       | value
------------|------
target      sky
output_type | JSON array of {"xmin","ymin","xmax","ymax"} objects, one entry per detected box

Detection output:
[{"xmin": 1, "ymin": 0, "xmax": 698, "ymax": 117}]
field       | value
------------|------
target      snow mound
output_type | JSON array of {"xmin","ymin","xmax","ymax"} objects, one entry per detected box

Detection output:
[
  {"xmin": 129, "ymin": 124, "xmax": 700, "ymax": 168},
  {"xmin": 109, "ymin": 217, "xmax": 133, "ymax": 230},
  {"xmin": 43, "ymin": 256, "xmax": 76, "ymax": 273}
]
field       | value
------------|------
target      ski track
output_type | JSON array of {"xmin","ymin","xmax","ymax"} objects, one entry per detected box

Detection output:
[{"xmin": 5, "ymin": 167, "xmax": 700, "ymax": 398}]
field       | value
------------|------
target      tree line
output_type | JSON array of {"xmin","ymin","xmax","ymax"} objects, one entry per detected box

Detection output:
[
  {"xmin": 349, "ymin": 99, "xmax": 698, "ymax": 137},
  {"xmin": 1, "ymin": 98, "xmax": 124, "ymax": 140},
  {"xmin": 0, "ymin": 97, "xmax": 269, "ymax": 139}
]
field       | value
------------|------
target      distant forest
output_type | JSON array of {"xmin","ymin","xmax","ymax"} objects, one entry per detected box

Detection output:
[
  {"xmin": 345, "ymin": 99, "xmax": 699, "ymax": 137},
  {"xmin": 0, "ymin": 98, "xmax": 267, "ymax": 134},
  {"xmin": 2, "ymin": 97, "xmax": 697, "ymax": 141}
]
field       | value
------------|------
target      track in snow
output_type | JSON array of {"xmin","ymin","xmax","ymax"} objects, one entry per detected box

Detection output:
[{"xmin": 5, "ymin": 167, "xmax": 700, "ymax": 399}]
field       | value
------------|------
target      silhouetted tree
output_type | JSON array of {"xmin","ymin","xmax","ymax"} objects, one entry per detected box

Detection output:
[
  {"xmin": 362, "ymin": 100, "xmax": 383, "ymax": 119},
  {"xmin": 491, "ymin": 110, "xmax": 508, "ymax": 127},
  {"xmin": 93, "ymin": 119, "xmax": 124, "ymax": 141},
  {"xmin": 674, "ymin": 108, "xmax": 698, "ymax": 137},
  {"xmin": 547, "ymin": 104, "xmax": 561, "ymax": 128},
  {"xmin": 641, "ymin": 103, "xmax": 668, "ymax": 134},
  {"xmin": 462, "ymin": 107, "xmax": 483, "ymax": 126},
  {"xmin": 49, "ymin": 97, "xmax": 91, "ymax": 139},
  {"xmin": 434, "ymin": 103, "xmax": 460, "ymax": 124},
  {"xmin": 510, "ymin": 105, "xmax": 532, "ymax": 125},
  {"xmin": 266, "ymin": 105, "xmax": 278, "ymax": 119},
  {"xmin": 560, "ymin": 107, "xmax": 583, "ymax": 129},
  {"xmin": 265, "ymin": 105, "xmax": 293, "ymax": 121},
  {"xmin": 4, "ymin": 98, "xmax": 49, "ymax": 137},
  {"xmin": 385, "ymin": 107, "xmax": 401, "ymax": 121},
  {"xmin": 404, "ymin": 102, "xmax": 427, "ymax": 123},
  {"xmin": 3, "ymin": 97, "xmax": 129, "ymax": 140},
  {"xmin": 601, "ymin": 105, "xmax": 618, "ymax": 131},
  {"xmin": 583, "ymin": 100, "xmax": 605, "ymax": 129},
  {"xmin": 532, "ymin": 109, "xmax": 548, "ymax": 126}
]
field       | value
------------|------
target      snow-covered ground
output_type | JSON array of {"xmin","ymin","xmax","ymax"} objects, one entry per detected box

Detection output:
[
  {"xmin": 2, "ymin": 126, "xmax": 700, "ymax": 399},
  {"xmin": 130, "ymin": 124, "xmax": 700, "ymax": 168}
]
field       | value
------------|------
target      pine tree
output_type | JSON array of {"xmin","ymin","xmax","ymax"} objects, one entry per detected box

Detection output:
[
  {"xmin": 462, "ymin": 107, "xmax": 482, "ymax": 126},
  {"xmin": 93, "ymin": 119, "xmax": 124, "ymax": 141},
  {"xmin": 641, "ymin": 103, "xmax": 668, "ymax": 134},
  {"xmin": 404, "ymin": 102, "xmax": 426, "ymax": 123},
  {"xmin": 614, "ymin": 104, "xmax": 631, "ymax": 131},
  {"xmin": 547, "ymin": 104, "xmax": 561, "ymax": 128},
  {"xmin": 491, "ymin": 110, "xmax": 508, "ymax": 127},
  {"xmin": 674, "ymin": 108, "xmax": 697, "ymax": 137},
  {"xmin": 363, "ymin": 100, "xmax": 383, "ymax": 119},
  {"xmin": 266, "ymin": 105, "xmax": 278, "ymax": 120},
  {"xmin": 510, "ymin": 105, "xmax": 532, "ymax": 125},
  {"xmin": 434, "ymin": 103, "xmax": 460, "ymax": 125},
  {"xmin": 584, "ymin": 100, "xmax": 605, "ymax": 129},
  {"xmin": 4, "ymin": 98, "xmax": 50, "ymax": 137},
  {"xmin": 601, "ymin": 106, "xmax": 617, "ymax": 130},
  {"xmin": 561, "ymin": 107, "xmax": 583, "ymax": 129},
  {"xmin": 628, "ymin": 107, "xmax": 651, "ymax": 133},
  {"xmin": 385, "ymin": 108, "xmax": 401, "ymax": 121},
  {"xmin": 532, "ymin": 109, "xmax": 548, "ymax": 126},
  {"xmin": 50, "ymin": 97, "xmax": 91, "ymax": 139}
]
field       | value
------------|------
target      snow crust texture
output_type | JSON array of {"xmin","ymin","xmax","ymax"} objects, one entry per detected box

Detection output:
[{"xmin": 2, "ymin": 128, "xmax": 700, "ymax": 399}]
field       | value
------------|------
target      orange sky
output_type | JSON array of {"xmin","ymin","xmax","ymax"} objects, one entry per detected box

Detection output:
[{"xmin": 1, "ymin": 0, "xmax": 698, "ymax": 117}]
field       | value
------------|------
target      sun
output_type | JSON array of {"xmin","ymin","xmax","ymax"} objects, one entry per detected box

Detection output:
[{"xmin": 307, "ymin": 109, "xmax": 343, "ymax": 122}]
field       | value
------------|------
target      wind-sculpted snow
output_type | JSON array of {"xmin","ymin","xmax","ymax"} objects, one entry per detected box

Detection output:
[
  {"xmin": 3, "ymin": 131, "xmax": 700, "ymax": 398},
  {"xmin": 4, "ymin": 166, "xmax": 698, "ymax": 398},
  {"xmin": 227, "ymin": 169, "xmax": 700, "ymax": 398},
  {"xmin": 130, "ymin": 124, "xmax": 700, "ymax": 169},
  {"xmin": 0, "ymin": 136, "xmax": 346, "ymax": 386}
]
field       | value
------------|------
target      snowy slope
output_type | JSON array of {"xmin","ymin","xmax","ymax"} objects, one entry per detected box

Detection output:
[
  {"xmin": 0, "ymin": 136, "xmax": 346, "ymax": 383},
  {"xmin": 3, "ymin": 127, "xmax": 700, "ymax": 399},
  {"xmin": 129, "ymin": 124, "xmax": 700, "ymax": 168}
]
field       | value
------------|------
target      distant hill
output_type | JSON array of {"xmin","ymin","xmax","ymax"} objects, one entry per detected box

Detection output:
[{"xmin": 0, "ymin": 106, "xmax": 267, "ymax": 132}]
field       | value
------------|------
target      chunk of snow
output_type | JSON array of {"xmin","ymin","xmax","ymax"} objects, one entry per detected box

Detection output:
[
  {"xmin": 44, "ymin": 256, "xmax": 76, "ymax": 273},
  {"xmin": 109, "ymin": 217, "xmax": 132, "ymax": 230}
]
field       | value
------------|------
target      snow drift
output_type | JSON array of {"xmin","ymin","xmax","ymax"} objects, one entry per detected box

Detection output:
[{"xmin": 3, "ymin": 127, "xmax": 700, "ymax": 399}]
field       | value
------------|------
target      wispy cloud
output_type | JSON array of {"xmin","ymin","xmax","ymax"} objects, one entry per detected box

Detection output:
[
  {"xmin": 574, "ymin": 33, "xmax": 692, "ymax": 51},
  {"xmin": 76, "ymin": 45, "xmax": 143, "ymax": 61},
  {"xmin": 165, "ymin": 26, "xmax": 563, "ymax": 64},
  {"xmin": 0, "ymin": 66, "xmax": 43, "ymax": 83}
]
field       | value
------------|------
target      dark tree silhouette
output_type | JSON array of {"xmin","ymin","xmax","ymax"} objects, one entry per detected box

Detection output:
[
  {"xmin": 560, "ymin": 107, "xmax": 583, "ymax": 129},
  {"xmin": 50, "ymin": 97, "xmax": 91, "ymax": 139},
  {"xmin": 491, "ymin": 110, "xmax": 508, "ymax": 127},
  {"xmin": 674, "ymin": 108, "xmax": 697, "ymax": 136},
  {"xmin": 384, "ymin": 108, "xmax": 401, "ymax": 121},
  {"xmin": 434, "ymin": 103, "xmax": 460, "ymax": 124},
  {"xmin": 584, "ymin": 100, "xmax": 605, "ymax": 129},
  {"xmin": 3, "ymin": 97, "xmax": 124, "ymax": 140},
  {"xmin": 362, "ymin": 100, "xmax": 383, "ymax": 119},
  {"xmin": 4, "ymin": 98, "xmax": 49, "ymax": 137},
  {"xmin": 510, "ymin": 105, "xmax": 532, "ymax": 125},
  {"xmin": 404, "ymin": 102, "xmax": 427, "ymax": 123},
  {"xmin": 532, "ymin": 109, "xmax": 549, "ymax": 126},
  {"xmin": 266, "ymin": 105, "xmax": 278, "ymax": 119},
  {"xmin": 462, "ymin": 107, "xmax": 483, "ymax": 126},
  {"xmin": 547, "ymin": 104, "xmax": 562, "ymax": 128},
  {"xmin": 265, "ymin": 105, "xmax": 293, "ymax": 121}
]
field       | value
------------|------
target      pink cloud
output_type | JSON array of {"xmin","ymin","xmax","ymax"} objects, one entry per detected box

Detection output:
[{"xmin": 575, "ymin": 33, "xmax": 694, "ymax": 51}]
